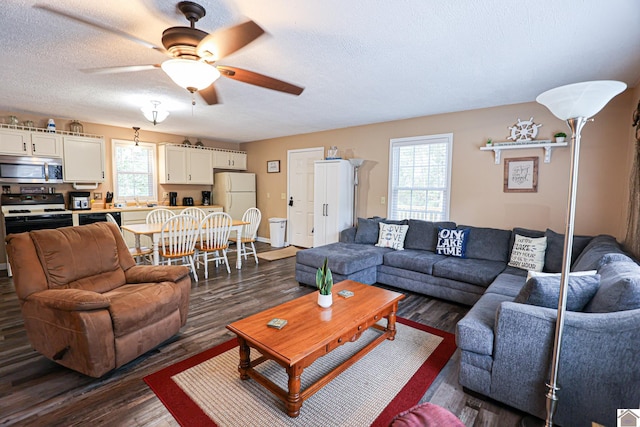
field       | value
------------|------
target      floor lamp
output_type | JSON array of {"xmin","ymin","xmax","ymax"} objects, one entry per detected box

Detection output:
[
  {"xmin": 349, "ymin": 158, "xmax": 365, "ymax": 226},
  {"xmin": 536, "ymin": 80, "xmax": 626, "ymax": 426}
]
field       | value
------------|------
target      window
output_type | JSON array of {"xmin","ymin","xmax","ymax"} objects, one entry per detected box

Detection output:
[
  {"xmin": 112, "ymin": 139, "xmax": 157, "ymax": 201},
  {"xmin": 388, "ymin": 133, "xmax": 453, "ymax": 221}
]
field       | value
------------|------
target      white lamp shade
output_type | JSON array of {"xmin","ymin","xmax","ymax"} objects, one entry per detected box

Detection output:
[
  {"xmin": 161, "ymin": 59, "xmax": 221, "ymax": 91},
  {"xmin": 536, "ymin": 80, "xmax": 626, "ymax": 120},
  {"xmin": 349, "ymin": 158, "xmax": 365, "ymax": 167},
  {"xmin": 141, "ymin": 105, "xmax": 170, "ymax": 124}
]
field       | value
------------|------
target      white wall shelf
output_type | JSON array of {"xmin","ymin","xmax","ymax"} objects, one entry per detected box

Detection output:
[{"xmin": 480, "ymin": 140, "xmax": 568, "ymax": 164}]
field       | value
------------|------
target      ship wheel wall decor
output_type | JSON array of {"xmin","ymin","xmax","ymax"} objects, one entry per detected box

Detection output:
[{"xmin": 507, "ymin": 117, "xmax": 542, "ymax": 142}]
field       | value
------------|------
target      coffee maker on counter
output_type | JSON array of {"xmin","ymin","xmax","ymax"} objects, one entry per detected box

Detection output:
[
  {"xmin": 202, "ymin": 191, "xmax": 211, "ymax": 206},
  {"xmin": 69, "ymin": 191, "xmax": 91, "ymax": 210},
  {"xmin": 169, "ymin": 192, "xmax": 178, "ymax": 206}
]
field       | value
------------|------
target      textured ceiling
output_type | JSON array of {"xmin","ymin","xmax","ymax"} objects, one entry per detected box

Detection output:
[{"xmin": 2, "ymin": 0, "xmax": 639, "ymax": 143}]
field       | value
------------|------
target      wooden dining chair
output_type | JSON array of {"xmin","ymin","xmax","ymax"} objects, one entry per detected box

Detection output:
[
  {"xmin": 228, "ymin": 207, "xmax": 261, "ymax": 264},
  {"xmin": 196, "ymin": 212, "xmax": 233, "ymax": 277},
  {"xmin": 106, "ymin": 213, "xmax": 152, "ymax": 264},
  {"xmin": 181, "ymin": 207, "xmax": 207, "ymax": 222},
  {"xmin": 159, "ymin": 214, "xmax": 199, "ymax": 282},
  {"xmin": 146, "ymin": 208, "xmax": 175, "ymax": 224}
]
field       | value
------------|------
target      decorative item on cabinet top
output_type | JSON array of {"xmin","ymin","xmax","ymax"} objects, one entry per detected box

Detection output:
[
  {"xmin": 0, "ymin": 122, "xmax": 102, "ymax": 139},
  {"xmin": 159, "ymin": 142, "xmax": 245, "ymax": 156}
]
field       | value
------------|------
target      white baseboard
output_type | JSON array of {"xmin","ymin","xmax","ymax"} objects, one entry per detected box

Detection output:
[{"xmin": 256, "ymin": 236, "xmax": 289, "ymax": 247}]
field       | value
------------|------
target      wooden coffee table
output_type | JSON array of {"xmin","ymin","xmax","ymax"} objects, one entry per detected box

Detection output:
[{"xmin": 226, "ymin": 280, "xmax": 404, "ymax": 417}]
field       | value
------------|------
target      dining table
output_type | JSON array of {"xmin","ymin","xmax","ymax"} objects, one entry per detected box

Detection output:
[{"xmin": 121, "ymin": 219, "xmax": 249, "ymax": 269}]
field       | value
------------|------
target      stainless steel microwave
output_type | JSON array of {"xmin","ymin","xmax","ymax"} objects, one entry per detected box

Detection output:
[{"xmin": 0, "ymin": 155, "xmax": 64, "ymax": 184}]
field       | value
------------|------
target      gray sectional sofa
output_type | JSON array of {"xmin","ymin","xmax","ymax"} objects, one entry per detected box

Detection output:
[{"xmin": 294, "ymin": 218, "xmax": 640, "ymax": 426}]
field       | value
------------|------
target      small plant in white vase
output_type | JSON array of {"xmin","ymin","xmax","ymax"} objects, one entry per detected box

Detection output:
[
  {"xmin": 316, "ymin": 257, "xmax": 333, "ymax": 308},
  {"xmin": 554, "ymin": 132, "xmax": 567, "ymax": 143}
]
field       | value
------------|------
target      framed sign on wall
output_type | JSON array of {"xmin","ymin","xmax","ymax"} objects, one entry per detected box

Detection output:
[
  {"xmin": 504, "ymin": 156, "xmax": 538, "ymax": 193},
  {"xmin": 267, "ymin": 160, "xmax": 280, "ymax": 173}
]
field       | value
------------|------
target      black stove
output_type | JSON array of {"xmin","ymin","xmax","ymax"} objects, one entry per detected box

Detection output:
[{"xmin": 1, "ymin": 193, "xmax": 73, "ymax": 234}]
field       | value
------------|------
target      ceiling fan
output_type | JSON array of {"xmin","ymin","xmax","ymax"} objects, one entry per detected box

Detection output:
[{"xmin": 35, "ymin": 1, "xmax": 305, "ymax": 105}]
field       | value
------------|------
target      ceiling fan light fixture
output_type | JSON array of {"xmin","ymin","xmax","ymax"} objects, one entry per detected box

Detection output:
[
  {"xmin": 161, "ymin": 58, "xmax": 221, "ymax": 92},
  {"xmin": 141, "ymin": 101, "xmax": 169, "ymax": 125}
]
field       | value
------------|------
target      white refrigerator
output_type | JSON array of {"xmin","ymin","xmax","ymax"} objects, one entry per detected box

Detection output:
[{"xmin": 213, "ymin": 172, "xmax": 256, "ymax": 219}]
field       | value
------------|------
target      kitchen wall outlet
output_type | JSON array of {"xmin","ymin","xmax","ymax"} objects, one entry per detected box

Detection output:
[
  {"xmin": 93, "ymin": 192, "xmax": 102, "ymax": 200},
  {"xmin": 281, "ymin": 193, "xmax": 286, "ymax": 200},
  {"xmin": 381, "ymin": 196, "xmax": 386, "ymax": 205},
  {"xmin": 162, "ymin": 192, "xmax": 169, "ymax": 199}
]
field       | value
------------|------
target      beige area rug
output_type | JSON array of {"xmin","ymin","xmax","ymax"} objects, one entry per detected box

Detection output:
[
  {"xmin": 256, "ymin": 245, "xmax": 301, "ymax": 261},
  {"xmin": 145, "ymin": 318, "xmax": 457, "ymax": 427}
]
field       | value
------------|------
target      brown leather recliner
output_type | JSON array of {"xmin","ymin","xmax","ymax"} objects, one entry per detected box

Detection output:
[{"xmin": 6, "ymin": 221, "xmax": 191, "ymax": 378}]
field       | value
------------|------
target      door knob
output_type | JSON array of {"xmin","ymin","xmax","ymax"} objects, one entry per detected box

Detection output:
[{"xmin": 288, "ymin": 196, "xmax": 294, "ymax": 207}]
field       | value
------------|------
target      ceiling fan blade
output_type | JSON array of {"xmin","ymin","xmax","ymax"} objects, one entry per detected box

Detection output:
[
  {"xmin": 217, "ymin": 66, "xmax": 304, "ymax": 96},
  {"xmin": 81, "ymin": 64, "xmax": 161, "ymax": 74},
  {"xmin": 199, "ymin": 85, "xmax": 220, "ymax": 105},
  {"xmin": 197, "ymin": 20, "xmax": 265, "ymax": 61},
  {"xmin": 34, "ymin": 4, "xmax": 166, "ymax": 53}
]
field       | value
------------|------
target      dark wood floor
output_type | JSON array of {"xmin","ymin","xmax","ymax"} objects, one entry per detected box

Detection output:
[{"xmin": 0, "ymin": 242, "xmax": 525, "ymax": 426}]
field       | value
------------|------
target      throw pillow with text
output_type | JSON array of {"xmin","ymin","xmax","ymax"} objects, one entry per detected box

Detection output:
[
  {"xmin": 375, "ymin": 223, "xmax": 409, "ymax": 250},
  {"xmin": 436, "ymin": 228, "xmax": 469, "ymax": 258}
]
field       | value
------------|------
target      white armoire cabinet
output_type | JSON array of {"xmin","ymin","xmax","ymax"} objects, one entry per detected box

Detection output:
[{"xmin": 313, "ymin": 159, "xmax": 354, "ymax": 247}]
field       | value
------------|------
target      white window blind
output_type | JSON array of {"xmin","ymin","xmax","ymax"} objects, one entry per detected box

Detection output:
[
  {"xmin": 112, "ymin": 140, "xmax": 157, "ymax": 201},
  {"xmin": 388, "ymin": 133, "xmax": 453, "ymax": 221}
]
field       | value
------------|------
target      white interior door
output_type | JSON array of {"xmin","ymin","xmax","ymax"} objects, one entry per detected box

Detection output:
[{"xmin": 288, "ymin": 147, "xmax": 324, "ymax": 248}]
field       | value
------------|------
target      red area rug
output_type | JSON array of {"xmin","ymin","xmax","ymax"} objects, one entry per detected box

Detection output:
[{"xmin": 144, "ymin": 317, "xmax": 456, "ymax": 427}]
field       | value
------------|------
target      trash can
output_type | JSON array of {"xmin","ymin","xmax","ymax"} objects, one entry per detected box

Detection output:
[{"xmin": 269, "ymin": 217, "xmax": 287, "ymax": 248}]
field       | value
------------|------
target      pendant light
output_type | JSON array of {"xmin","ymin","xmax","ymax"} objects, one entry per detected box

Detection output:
[{"xmin": 141, "ymin": 101, "xmax": 169, "ymax": 126}]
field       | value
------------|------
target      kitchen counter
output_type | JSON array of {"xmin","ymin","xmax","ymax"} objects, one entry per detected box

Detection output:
[
  {"xmin": 71, "ymin": 205, "xmax": 224, "ymax": 227},
  {"xmin": 76, "ymin": 205, "xmax": 223, "ymax": 214}
]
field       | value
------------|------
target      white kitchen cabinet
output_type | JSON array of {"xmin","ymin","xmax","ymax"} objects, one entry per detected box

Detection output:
[
  {"xmin": 212, "ymin": 149, "xmax": 247, "ymax": 170},
  {"xmin": 186, "ymin": 148, "xmax": 213, "ymax": 184},
  {"xmin": 0, "ymin": 128, "xmax": 62, "ymax": 157},
  {"xmin": 202, "ymin": 206, "xmax": 223, "ymax": 214},
  {"xmin": 0, "ymin": 128, "xmax": 31, "ymax": 155},
  {"xmin": 313, "ymin": 159, "xmax": 353, "ymax": 247},
  {"xmin": 62, "ymin": 136, "xmax": 105, "ymax": 182},
  {"xmin": 159, "ymin": 145, "xmax": 213, "ymax": 184},
  {"xmin": 159, "ymin": 145, "xmax": 187, "ymax": 184},
  {"xmin": 30, "ymin": 133, "xmax": 62, "ymax": 157}
]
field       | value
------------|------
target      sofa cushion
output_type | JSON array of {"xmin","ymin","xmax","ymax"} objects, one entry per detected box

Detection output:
[
  {"xmin": 354, "ymin": 217, "xmax": 384, "ymax": 244},
  {"xmin": 404, "ymin": 219, "xmax": 456, "ymax": 251},
  {"xmin": 105, "ymin": 282, "xmax": 180, "ymax": 337},
  {"xmin": 544, "ymin": 228, "xmax": 593, "ymax": 273},
  {"xmin": 508, "ymin": 234, "xmax": 547, "ymax": 272},
  {"xmin": 514, "ymin": 274, "xmax": 600, "ymax": 311},
  {"xmin": 584, "ymin": 260, "xmax": 640, "ymax": 312},
  {"xmin": 432, "ymin": 257, "xmax": 506, "ymax": 287},
  {"xmin": 460, "ymin": 225, "xmax": 512, "ymax": 262},
  {"xmin": 383, "ymin": 249, "xmax": 446, "ymax": 275},
  {"xmin": 436, "ymin": 227, "xmax": 469, "ymax": 258},
  {"xmin": 485, "ymin": 273, "xmax": 527, "ymax": 298},
  {"xmin": 296, "ymin": 242, "xmax": 388, "ymax": 275},
  {"xmin": 30, "ymin": 224, "xmax": 125, "ymax": 293},
  {"xmin": 375, "ymin": 223, "xmax": 409, "ymax": 250},
  {"xmin": 501, "ymin": 265, "xmax": 529, "ymax": 277},
  {"xmin": 597, "ymin": 252, "xmax": 637, "ymax": 268},
  {"xmin": 572, "ymin": 235, "xmax": 625, "ymax": 271},
  {"xmin": 456, "ymin": 292, "xmax": 513, "ymax": 356},
  {"xmin": 354, "ymin": 217, "xmax": 408, "ymax": 244}
]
